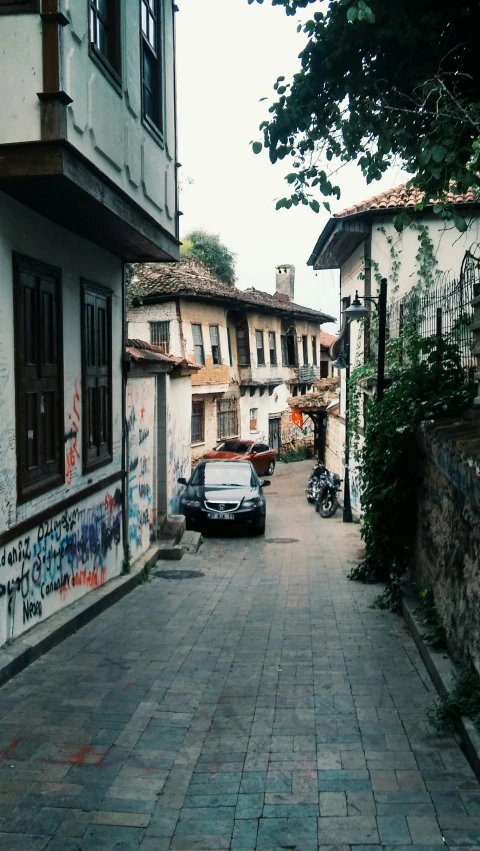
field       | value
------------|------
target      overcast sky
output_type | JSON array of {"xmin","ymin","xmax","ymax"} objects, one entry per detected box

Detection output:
[{"xmin": 175, "ymin": 0, "xmax": 408, "ymax": 332}]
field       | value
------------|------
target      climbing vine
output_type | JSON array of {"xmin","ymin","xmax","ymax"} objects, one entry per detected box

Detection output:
[
  {"xmin": 346, "ymin": 225, "xmax": 470, "ymax": 609},
  {"xmin": 348, "ymin": 333, "xmax": 470, "ymax": 609}
]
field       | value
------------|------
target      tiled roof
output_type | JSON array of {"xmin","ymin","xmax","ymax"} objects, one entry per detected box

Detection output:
[
  {"xmin": 319, "ymin": 331, "xmax": 337, "ymax": 348},
  {"xmin": 125, "ymin": 338, "xmax": 200, "ymax": 370},
  {"xmin": 129, "ymin": 259, "xmax": 335, "ymax": 324},
  {"xmin": 335, "ymin": 184, "xmax": 480, "ymax": 218}
]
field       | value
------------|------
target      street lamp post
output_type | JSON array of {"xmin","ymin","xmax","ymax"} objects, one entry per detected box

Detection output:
[
  {"xmin": 331, "ymin": 296, "xmax": 353, "ymax": 523},
  {"xmin": 345, "ymin": 277, "xmax": 388, "ymax": 402}
]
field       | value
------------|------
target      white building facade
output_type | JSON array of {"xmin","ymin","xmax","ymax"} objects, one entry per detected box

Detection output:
[
  {"xmin": 127, "ymin": 260, "xmax": 335, "ymax": 465},
  {"xmin": 0, "ymin": 0, "xmax": 179, "ymax": 646},
  {"xmin": 308, "ymin": 184, "xmax": 480, "ymax": 514}
]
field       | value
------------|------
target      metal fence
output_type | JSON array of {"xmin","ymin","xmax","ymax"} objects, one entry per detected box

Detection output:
[{"xmin": 385, "ymin": 248, "xmax": 480, "ymax": 388}]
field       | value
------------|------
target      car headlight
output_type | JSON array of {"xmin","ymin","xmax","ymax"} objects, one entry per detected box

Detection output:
[
  {"xmin": 243, "ymin": 497, "xmax": 261, "ymax": 507},
  {"xmin": 181, "ymin": 499, "xmax": 201, "ymax": 507}
]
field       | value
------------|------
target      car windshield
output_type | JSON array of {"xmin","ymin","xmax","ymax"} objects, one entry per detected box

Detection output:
[
  {"xmin": 192, "ymin": 464, "xmax": 255, "ymax": 488},
  {"xmin": 216, "ymin": 442, "xmax": 251, "ymax": 454}
]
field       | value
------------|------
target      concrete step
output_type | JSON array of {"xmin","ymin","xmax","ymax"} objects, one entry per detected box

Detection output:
[
  {"xmin": 181, "ymin": 530, "xmax": 203, "ymax": 554},
  {"xmin": 156, "ymin": 537, "xmax": 184, "ymax": 561},
  {"xmin": 161, "ymin": 514, "xmax": 186, "ymax": 544}
]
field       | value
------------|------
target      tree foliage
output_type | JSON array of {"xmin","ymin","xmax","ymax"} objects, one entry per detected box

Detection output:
[
  {"xmin": 249, "ymin": 0, "xmax": 480, "ymax": 227},
  {"xmin": 180, "ymin": 229, "xmax": 236, "ymax": 285}
]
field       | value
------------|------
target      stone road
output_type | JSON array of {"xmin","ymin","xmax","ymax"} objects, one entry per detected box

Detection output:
[{"xmin": 0, "ymin": 459, "xmax": 479, "ymax": 850}]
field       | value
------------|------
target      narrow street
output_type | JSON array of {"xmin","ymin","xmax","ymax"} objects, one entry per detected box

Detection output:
[{"xmin": 0, "ymin": 460, "xmax": 479, "ymax": 851}]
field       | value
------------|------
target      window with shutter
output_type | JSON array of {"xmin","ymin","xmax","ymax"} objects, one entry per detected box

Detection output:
[
  {"xmin": 82, "ymin": 282, "xmax": 113, "ymax": 471},
  {"xmin": 14, "ymin": 254, "xmax": 64, "ymax": 502}
]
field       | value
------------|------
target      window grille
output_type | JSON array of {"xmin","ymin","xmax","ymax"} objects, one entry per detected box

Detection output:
[
  {"xmin": 191, "ymin": 400, "xmax": 205, "ymax": 443},
  {"xmin": 150, "ymin": 320, "xmax": 170, "ymax": 352},
  {"xmin": 217, "ymin": 397, "xmax": 239, "ymax": 440}
]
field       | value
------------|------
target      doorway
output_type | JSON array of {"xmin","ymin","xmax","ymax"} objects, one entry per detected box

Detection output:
[{"xmin": 269, "ymin": 416, "xmax": 281, "ymax": 454}]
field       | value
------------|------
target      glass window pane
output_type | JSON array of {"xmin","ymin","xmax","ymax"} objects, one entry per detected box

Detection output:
[{"xmin": 141, "ymin": 3, "xmax": 148, "ymax": 35}]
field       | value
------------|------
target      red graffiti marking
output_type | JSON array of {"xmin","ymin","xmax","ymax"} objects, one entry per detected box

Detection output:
[
  {"xmin": 0, "ymin": 739, "xmax": 20, "ymax": 759},
  {"xmin": 104, "ymin": 493, "xmax": 116, "ymax": 514},
  {"xmin": 72, "ymin": 566, "xmax": 107, "ymax": 589},
  {"xmin": 140, "ymin": 406, "xmax": 145, "ymax": 421},
  {"xmin": 66, "ymin": 380, "xmax": 81, "ymax": 486}
]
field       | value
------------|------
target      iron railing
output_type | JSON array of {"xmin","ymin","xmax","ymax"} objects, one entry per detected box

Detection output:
[{"xmin": 385, "ymin": 255, "xmax": 479, "ymax": 389}]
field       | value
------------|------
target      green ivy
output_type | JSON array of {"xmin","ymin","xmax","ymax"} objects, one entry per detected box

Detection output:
[{"xmin": 348, "ymin": 332, "xmax": 470, "ymax": 609}]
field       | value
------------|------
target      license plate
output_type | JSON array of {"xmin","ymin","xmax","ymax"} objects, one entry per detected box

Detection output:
[{"xmin": 207, "ymin": 512, "xmax": 235, "ymax": 520}]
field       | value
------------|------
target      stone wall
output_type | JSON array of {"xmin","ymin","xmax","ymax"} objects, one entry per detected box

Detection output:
[{"xmin": 414, "ymin": 411, "xmax": 480, "ymax": 673}]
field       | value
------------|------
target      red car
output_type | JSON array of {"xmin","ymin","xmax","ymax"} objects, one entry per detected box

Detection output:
[{"xmin": 203, "ymin": 440, "xmax": 277, "ymax": 476}]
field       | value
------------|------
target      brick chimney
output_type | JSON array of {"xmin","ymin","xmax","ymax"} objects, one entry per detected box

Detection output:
[{"xmin": 275, "ymin": 264, "xmax": 295, "ymax": 301}]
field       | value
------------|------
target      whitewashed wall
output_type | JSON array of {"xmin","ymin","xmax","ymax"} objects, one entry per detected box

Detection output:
[
  {"xmin": 127, "ymin": 301, "xmax": 182, "ymax": 353},
  {"xmin": 370, "ymin": 216, "xmax": 480, "ymax": 299},
  {"xmin": 239, "ymin": 383, "xmax": 290, "ymax": 444},
  {"xmin": 126, "ymin": 376, "xmax": 155, "ymax": 561},
  {"xmin": 0, "ymin": 485, "xmax": 122, "ymax": 646},
  {"xmin": 0, "ymin": 193, "xmax": 123, "ymax": 532},
  {"xmin": 0, "ymin": 192, "xmax": 124, "ymax": 643},
  {"xmin": 64, "ymin": 0, "xmax": 177, "ymax": 231},
  {"xmin": 166, "ymin": 376, "xmax": 192, "ymax": 513},
  {"xmin": 0, "ymin": 17, "xmax": 42, "ymax": 143}
]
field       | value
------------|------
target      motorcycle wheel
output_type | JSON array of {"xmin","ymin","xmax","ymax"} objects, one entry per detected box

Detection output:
[{"xmin": 318, "ymin": 495, "xmax": 339, "ymax": 518}]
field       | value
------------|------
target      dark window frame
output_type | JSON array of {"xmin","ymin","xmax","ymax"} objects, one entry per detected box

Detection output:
[
  {"xmin": 227, "ymin": 328, "xmax": 233, "ymax": 367},
  {"xmin": 192, "ymin": 323, "xmax": 205, "ymax": 366},
  {"xmin": 209, "ymin": 325, "xmax": 221, "ymax": 365},
  {"xmin": 0, "ymin": 0, "xmax": 38, "ymax": 14},
  {"xmin": 13, "ymin": 252, "xmax": 64, "ymax": 504},
  {"xmin": 236, "ymin": 325, "xmax": 250, "ymax": 366},
  {"xmin": 255, "ymin": 329, "xmax": 265, "ymax": 366},
  {"xmin": 191, "ymin": 400, "xmax": 205, "ymax": 444},
  {"xmin": 320, "ymin": 359, "xmax": 329, "ymax": 378},
  {"xmin": 302, "ymin": 335, "xmax": 309, "ymax": 366},
  {"xmin": 312, "ymin": 335, "xmax": 317, "ymax": 365},
  {"xmin": 140, "ymin": 0, "xmax": 163, "ymax": 138},
  {"xmin": 268, "ymin": 331, "xmax": 277, "ymax": 366},
  {"xmin": 81, "ymin": 280, "xmax": 113, "ymax": 474},
  {"xmin": 89, "ymin": 0, "xmax": 121, "ymax": 85}
]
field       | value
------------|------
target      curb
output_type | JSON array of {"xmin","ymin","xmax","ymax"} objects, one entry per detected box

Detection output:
[
  {"xmin": 0, "ymin": 546, "xmax": 160, "ymax": 689},
  {"xmin": 402, "ymin": 593, "xmax": 480, "ymax": 781}
]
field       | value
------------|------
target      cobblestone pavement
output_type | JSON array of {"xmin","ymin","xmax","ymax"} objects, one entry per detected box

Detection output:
[{"xmin": 1, "ymin": 459, "xmax": 479, "ymax": 851}]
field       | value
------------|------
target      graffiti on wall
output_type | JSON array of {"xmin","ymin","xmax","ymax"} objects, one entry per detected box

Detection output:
[
  {"xmin": 0, "ymin": 336, "xmax": 15, "ymax": 530},
  {"xmin": 126, "ymin": 378, "xmax": 154, "ymax": 559},
  {"xmin": 0, "ymin": 488, "xmax": 122, "ymax": 645},
  {"xmin": 65, "ymin": 379, "xmax": 81, "ymax": 486},
  {"xmin": 166, "ymin": 387, "xmax": 191, "ymax": 515}
]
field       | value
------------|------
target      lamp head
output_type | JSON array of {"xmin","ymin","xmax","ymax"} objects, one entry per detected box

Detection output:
[
  {"xmin": 330, "ymin": 353, "xmax": 348, "ymax": 370},
  {"xmin": 345, "ymin": 290, "xmax": 370, "ymax": 320}
]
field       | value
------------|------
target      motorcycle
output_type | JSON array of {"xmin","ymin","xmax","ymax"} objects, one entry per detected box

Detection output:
[
  {"xmin": 315, "ymin": 467, "xmax": 342, "ymax": 518},
  {"xmin": 306, "ymin": 461, "xmax": 326, "ymax": 504}
]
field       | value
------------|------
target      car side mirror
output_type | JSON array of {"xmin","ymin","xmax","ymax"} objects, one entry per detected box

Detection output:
[
  {"xmin": 260, "ymin": 479, "xmax": 271, "ymax": 487},
  {"xmin": 177, "ymin": 477, "xmax": 187, "ymax": 485}
]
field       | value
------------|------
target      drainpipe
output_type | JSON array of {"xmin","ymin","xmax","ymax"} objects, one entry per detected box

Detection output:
[
  {"xmin": 363, "ymin": 218, "xmax": 372, "ymax": 361},
  {"xmin": 122, "ymin": 260, "xmax": 129, "ymax": 567}
]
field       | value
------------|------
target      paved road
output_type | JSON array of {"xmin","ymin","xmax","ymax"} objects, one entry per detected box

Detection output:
[{"xmin": 0, "ymin": 459, "xmax": 479, "ymax": 850}]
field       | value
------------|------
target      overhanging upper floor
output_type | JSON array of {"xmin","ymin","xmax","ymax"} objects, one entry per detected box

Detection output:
[{"xmin": 0, "ymin": 141, "xmax": 180, "ymax": 261}]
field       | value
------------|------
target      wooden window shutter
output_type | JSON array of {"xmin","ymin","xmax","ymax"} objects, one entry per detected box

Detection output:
[{"xmin": 82, "ymin": 282, "xmax": 112, "ymax": 471}]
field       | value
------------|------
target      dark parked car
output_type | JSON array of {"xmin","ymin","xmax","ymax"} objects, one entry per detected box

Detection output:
[
  {"xmin": 177, "ymin": 460, "xmax": 270, "ymax": 535},
  {"xmin": 202, "ymin": 440, "xmax": 276, "ymax": 476}
]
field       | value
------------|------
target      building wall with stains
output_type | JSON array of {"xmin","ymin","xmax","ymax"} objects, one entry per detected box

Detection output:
[
  {"xmin": 126, "ymin": 301, "xmax": 182, "ymax": 354},
  {"xmin": 166, "ymin": 376, "xmax": 192, "ymax": 513},
  {"xmin": 0, "ymin": 193, "xmax": 124, "ymax": 646},
  {"xmin": 126, "ymin": 376, "xmax": 156, "ymax": 562}
]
